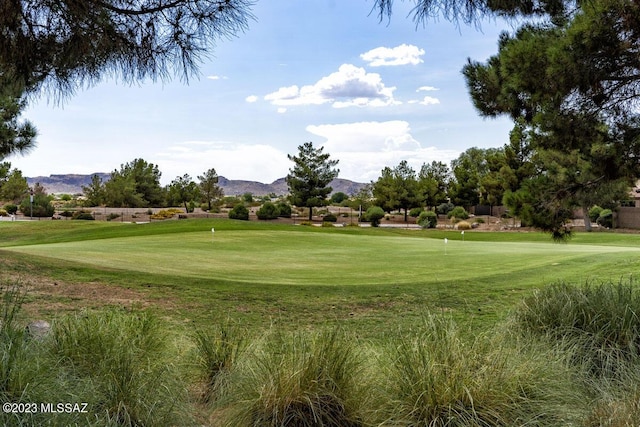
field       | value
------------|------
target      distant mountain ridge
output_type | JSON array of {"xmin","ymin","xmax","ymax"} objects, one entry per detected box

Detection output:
[{"xmin": 27, "ymin": 174, "xmax": 367, "ymax": 196}]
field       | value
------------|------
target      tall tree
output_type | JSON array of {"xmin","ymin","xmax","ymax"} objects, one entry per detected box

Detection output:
[
  {"xmin": 286, "ymin": 142, "xmax": 339, "ymax": 221},
  {"xmin": 418, "ymin": 161, "xmax": 450, "ymax": 209},
  {"xmin": 463, "ymin": 2, "xmax": 640, "ymax": 237},
  {"xmin": 168, "ymin": 174, "xmax": 200, "ymax": 212},
  {"xmin": 373, "ymin": 160, "xmax": 420, "ymax": 222},
  {"xmin": 198, "ymin": 168, "xmax": 223, "ymax": 211},
  {"xmin": 104, "ymin": 158, "xmax": 164, "ymax": 207},
  {"xmin": 82, "ymin": 174, "xmax": 106, "ymax": 206},
  {"xmin": 448, "ymin": 147, "xmax": 497, "ymax": 208},
  {"xmin": 0, "ymin": 167, "xmax": 28, "ymax": 203},
  {"xmin": 1, "ymin": 0, "xmax": 254, "ymax": 97}
]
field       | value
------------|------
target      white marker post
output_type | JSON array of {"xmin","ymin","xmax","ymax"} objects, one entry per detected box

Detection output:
[
  {"xmin": 461, "ymin": 230, "xmax": 465, "ymax": 242},
  {"xmin": 211, "ymin": 227, "xmax": 215, "ymax": 243},
  {"xmin": 444, "ymin": 237, "xmax": 448, "ymax": 255}
]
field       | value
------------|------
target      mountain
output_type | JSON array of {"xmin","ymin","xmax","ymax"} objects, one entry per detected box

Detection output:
[
  {"xmin": 27, "ymin": 174, "xmax": 367, "ymax": 197},
  {"xmin": 27, "ymin": 173, "xmax": 111, "ymax": 195}
]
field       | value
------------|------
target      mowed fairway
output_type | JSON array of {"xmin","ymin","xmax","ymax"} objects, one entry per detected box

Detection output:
[
  {"xmin": 3, "ymin": 219, "xmax": 640, "ymax": 333},
  {"xmin": 4, "ymin": 220, "xmax": 640, "ymax": 287}
]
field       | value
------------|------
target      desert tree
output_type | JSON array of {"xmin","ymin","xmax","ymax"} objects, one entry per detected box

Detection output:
[
  {"xmin": 418, "ymin": 161, "xmax": 450, "ymax": 209},
  {"xmin": 168, "ymin": 174, "xmax": 201, "ymax": 212},
  {"xmin": 286, "ymin": 142, "xmax": 339, "ymax": 221},
  {"xmin": 198, "ymin": 168, "xmax": 223, "ymax": 211},
  {"xmin": 82, "ymin": 174, "xmax": 106, "ymax": 206},
  {"xmin": 372, "ymin": 160, "xmax": 420, "ymax": 222},
  {"xmin": 0, "ymin": 168, "xmax": 29, "ymax": 203}
]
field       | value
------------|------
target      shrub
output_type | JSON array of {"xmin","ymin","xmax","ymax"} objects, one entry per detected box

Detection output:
[
  {"xmin": 365, "ymin": 206, "xmax": 385, "ymax": 227},
  {"xmin": 447, "ymin": 206, "xmax": 469, "ymax": 220},
  {"xmin": 4, "ymin": 204, "xmax": 17, "ymax": 215},
  {"xmin": 457, "ymin": 220, "xmax": 472, "ymax": 230},
  {"xmin": 276, "ymin": 202, "xmax": 292, "ymax": 218},
  {"xmin": 151, "ymin": 208, "xmax": 183, "ymax": 220},
  {"xmin": 322, "ymin": 213, "xmax": 337, "ymax": 222},
  {"xmin": 217, "ymin": 329, "xmax": 368, "ymax": 426},
  {"xmin": 106, "ymin": 213, "xmax": 120, "ymax": 221},
  {"xmin": 597, "ymin": 209, "xmax": 613, "ymax": 228},
  {"xmin": 588, "ymin": 205, "xmax": 603, "ymax": 223},
  {"xmin": 59, "ymin": 210, "xmax": 73, "ymax": 217},
  {"xmin": 409, "ymin": 207, "xmax": 424, "ymax": 218},
  {"xmin": 20, "ymin": 195, "xmax": 55, "ymax": 217},
  {"xmin": 475, "ymin": 217, "xmax": 485, "ymax": 224},
  {"xmin": 256, "ymin": 202, "xmax": 279, "ymax": 220},
  {"xmin": 228, "ymin": 204, "xmax": 249, "ymax": 221},
  {"xmin": 436, "ymin": 202, "xmax": 454, "ymax": 215},
  {"xmin": 0, "ymin": 209, "xmax": 6, "ymax": 217},
  {"xmin": 417, "ymin": 211, "xmax": 438, "ymax": 229},
  {"xmin": 72, "ymin": 211, "xmax": 95, "ymax": 220}
]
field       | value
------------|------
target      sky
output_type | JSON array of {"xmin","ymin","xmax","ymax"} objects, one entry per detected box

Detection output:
[{"xmin": 10, "ymin": 0, "xmax": 517, "ymax": 186}]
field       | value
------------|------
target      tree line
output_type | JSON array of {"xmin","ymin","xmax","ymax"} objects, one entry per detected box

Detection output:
[{"xmin": 1, "ymin": 0, "xmax": 639, "ymax": 238}]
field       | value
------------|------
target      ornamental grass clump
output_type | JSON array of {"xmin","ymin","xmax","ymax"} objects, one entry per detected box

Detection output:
[
  {"xmin": 49, "ymin": 309, "xmax": 189, "ymax": 427},
  {"xmin": 380, "ymin": 314, "xmax": 585, "ymax": 426},
  {"xmin": 512, "ymin": 280, "xmax": 640, "ymax": 377},
  {"xmin": 216, "ymin": 328, "xmax": 370, "ymax": 427},
  {"xmin": 192, "ymin": 323, "xmax": 246, "ymax": 404}
]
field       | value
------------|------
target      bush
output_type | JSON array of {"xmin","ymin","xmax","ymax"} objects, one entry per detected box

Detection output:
[
  {"xmin": 20, "ymin": 195, "xmax": 55, "ymax": 217},
  {"xmin": 228, "ymin": 204, "xmax": 249, "ymax": 221},
  {"xmin": 106, "ymin": 213, "xmax": 120, "ymax": 221},
  {"xmin": 588, "ymin": 205, "xmax": 603, "ymax": 223},
  {"xmin": 4, "ymin": 204, "xmax": 17, "ymax": 215},
  {"xmin": 276, "ymin": 202, "xmax": 292, "ymax": 218},
  {"xmin": 72, "ymin": 211, "xmax": 95, "ymax": 220},
  {"xmin": 417, "ymin": 211, "xmax": 437, "ymax": 228},
  {"xmin": 0, "ymin": 209, "xmax": 6, "ymax": 217},
  {"xmin": 409, "ymin": 207, "xmax": 424, "ymax": 218},
  {"xmin": 436, "ymin": 202, "xmax": 454, "ymax": 215},
  {"xmin": 151, "ymin": 208, "xmax": 183, "ymax": 220},
  {"xmin": 447, "ymin": 206, "xmax": 469, "ymax": 220},
  {"xmin": 365, "ymin": 206, "xmax": 385, "ymax": 227},
  {"xmin": 597, "ymin": 209, "xmax": 613, "ymax": 228},
  {"xmin": 457, "ymin": 220, "xmax": 472, "ymax": 230},
  {"xmin": 256, "ymin": 202, "xmax": 279, "ymax": 220},
  {"xmin": 322, "ymin": 213, "xmax": 337, "ymax": 222}
]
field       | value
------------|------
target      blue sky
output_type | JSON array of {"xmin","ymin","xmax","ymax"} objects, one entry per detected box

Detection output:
[{"xmin": 11, "ymin": 0, "xmax": 515, "ymax": 185}]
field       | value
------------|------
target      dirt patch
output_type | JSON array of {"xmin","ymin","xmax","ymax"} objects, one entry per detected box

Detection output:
[{"xmin": 2, "ymin": 271, "xmax": 180, "ymax": 319}]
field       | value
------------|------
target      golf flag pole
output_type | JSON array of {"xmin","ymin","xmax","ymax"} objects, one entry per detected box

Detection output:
[
  {"xmin": 444, "ymin": 237, "xmax": 448, "ymax": 255},
  {"xmin": 461, "ymin": 230, "xmax": 465, "ymax": 242}
]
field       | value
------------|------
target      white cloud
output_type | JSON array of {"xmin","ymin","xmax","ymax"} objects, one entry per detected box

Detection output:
[
  {"xmin": 245, "ymin": 95, "xmax": 258, "ymax": 103},
  {"xmin": 264, "ymin": 64, "xmax": 398, "ymax": 109},
  {"xmin": 306, "ymin": 121, "xmax": 458, "ymax": 182},
  {"xmin": 419, "ymin": 96, "xmax": 441, "ymax": 105},
  {"xmin": 417, "ymin": 86, "xmax": 439, "ymax": 92},
  {"xmin": 360, "ymin": 44, "xmax": 425, "ymax": 67},
  {"xmin": 206, "ymin": 75, "xmax": 228, "ymax": 80},
  {"xmin": 154, "ymin": 141, "xmax": 289, "ymax": 184},
  {"xmin": 277, "ymin": 107, "xmax": 287, "ymax": 114}
]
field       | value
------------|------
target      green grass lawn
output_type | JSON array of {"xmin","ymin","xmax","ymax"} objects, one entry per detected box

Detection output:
[{"xmin": 2, "ymin": 219, "xmax": 640, "ymax": 337}]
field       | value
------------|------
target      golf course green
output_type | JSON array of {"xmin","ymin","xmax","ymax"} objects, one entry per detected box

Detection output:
[{"xmin": 2, "ymin": 219, "xmax": 640, "ymax": 332}]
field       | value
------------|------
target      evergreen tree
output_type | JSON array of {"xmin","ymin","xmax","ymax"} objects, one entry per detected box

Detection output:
[{"xmin": 286, "ymin": 142, "xmax": 339, "ymax": 221}]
